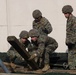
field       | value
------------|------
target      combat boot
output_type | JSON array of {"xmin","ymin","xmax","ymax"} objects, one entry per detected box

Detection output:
[{"xmin": 42, "ymin": 64, "xmax": 50, "ymax": 72}]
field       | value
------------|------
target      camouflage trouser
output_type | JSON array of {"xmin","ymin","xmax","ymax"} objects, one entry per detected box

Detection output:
[
  {"xmin": 7, "ymin": 50, "xmax": 24, "ymax": 63},
  {"xmin": 68, "ymin": 45, "xmax": 76, "ymax": 69},
  {"xmin": 44, "ymin": 45, "xmax": 56, "ymax": 64}
]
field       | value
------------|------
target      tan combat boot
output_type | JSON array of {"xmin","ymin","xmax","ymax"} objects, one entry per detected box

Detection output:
[{"xmin": 42, "ymin": 64, "xmax": 50, "ymax": 72}]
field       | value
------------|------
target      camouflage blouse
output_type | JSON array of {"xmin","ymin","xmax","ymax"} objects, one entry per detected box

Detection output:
[
  {"xmin": 33, "ymin": 17, "xmax": 52, "ymax": 36},
  {"xmin": 66, "ymin": 15, "xmax": 76, "ymax": 45}
]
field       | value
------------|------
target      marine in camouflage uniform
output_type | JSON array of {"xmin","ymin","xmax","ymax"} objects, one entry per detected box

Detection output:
[
  {"xmin": 32, "ymin": 9, "xmax": 52, "ymax": 36},
  {"xmin": 7, "ymin": 30, "xmax": 30, "ymax": 66},
  {"xmin": 28, "ymin": 29, "xmax": 58, "ymax": 72},
  {"xmin": 62, "ymin": 5, "xmax": 76, "ymax": 69}
]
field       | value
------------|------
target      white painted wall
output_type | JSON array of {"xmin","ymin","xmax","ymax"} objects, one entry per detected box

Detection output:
[{"xmin": 0, "ymin": 0, "xmax": 76, "ymax": 52}]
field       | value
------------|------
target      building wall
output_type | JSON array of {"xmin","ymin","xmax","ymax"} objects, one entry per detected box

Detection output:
[{"xmin": 0, "ymin": 0, "xmax": 76, "ymax": 52}]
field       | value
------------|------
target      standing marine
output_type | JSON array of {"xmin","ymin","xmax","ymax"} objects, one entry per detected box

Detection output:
[
  {"xmin": 62, "ymin": 5, "xmax": 76, "ymax": 69},
  {"xmin": 32, "ymin": 9, "xmax": 52, "ymax": 36},
  {"xmin": 28, "ymin": 29, "xmax": 58, "ymax": 72}
]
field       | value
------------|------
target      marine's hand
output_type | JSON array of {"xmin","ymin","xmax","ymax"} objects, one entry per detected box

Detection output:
[{"xmin": 29, "ymin": 53, "xmax": 37, "ymax": 60}]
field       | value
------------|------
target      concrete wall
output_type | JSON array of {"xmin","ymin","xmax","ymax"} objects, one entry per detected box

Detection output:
[{"xmin": 0, "ymin": 0, "xmax": 76, "ymax": 52}]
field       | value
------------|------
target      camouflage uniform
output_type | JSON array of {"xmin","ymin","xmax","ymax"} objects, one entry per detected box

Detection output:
[
  {"xmin": 7, "ymin": 31, "xmax": 30, "ymax": 66},
  {"xmin": 28, "ymin": 29, "xmax": 58, "ymax": 71},
  {"xmin": 66, "ymin": 15, "xmax": 76, "ymax": 69},
  {"xmin": 62, "ymin": 5, "xmax": 76, "ymax": 69},
  {"xmin": 32, "ymin": 10, "xmax": 52, "ymax": 36}
]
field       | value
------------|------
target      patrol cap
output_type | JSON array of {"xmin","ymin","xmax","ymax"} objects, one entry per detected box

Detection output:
[
  {"xmin": 32, "ymin": 9, "xmax": 42, "ymax": 19},
  {"xmin": 29, "ymin": 29, "xmax": 39, "ymax": 37},
  {"xmin": 19, "ymin": 30, "xmax": 29, "ymax": 38},
  {"xmin": 62, "ymin": 5, "xmax": 73, "ymax": 14}
]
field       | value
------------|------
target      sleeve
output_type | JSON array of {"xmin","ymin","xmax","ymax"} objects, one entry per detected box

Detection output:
[
  {"xmin": 32, "ymin": 21, "xmax": 37, "ymax": 29},
  {"xmin": 37, "ymin": 43, "xmax": 45, "ymax": 55},
  {"xmin": 41, "ymin": 17, "xmax": 52, "ymax": 34},
  {"xmin": 44, "ymin": 20, "xmax": 52, "ymax": 34},
  {"xmin": 72, "ymin": 19, "xmax": 76, "ymax": 34},
  {"xmin": 37, "ymin": 35, "xmax": 46, "ymax": 56},
  {"xmin": 71, "ymin": 19, "xmax": 76, "ymax": 44}
]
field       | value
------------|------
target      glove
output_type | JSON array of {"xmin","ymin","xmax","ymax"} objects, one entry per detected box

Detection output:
[{"xmin": 29, "ymin": 53, "xmax": 37, "ymax": 60}]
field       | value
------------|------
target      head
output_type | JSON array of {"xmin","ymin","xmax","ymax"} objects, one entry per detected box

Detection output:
[
  {"xmin": 62, "ymin": 5, "xmax": 73, "ymax": 19},
  {"xmin": 32, "ymin": 9, "xmax": 42, "ymax": 22},
  {"xmin": 19, "ymin": 30, "xmax": 29, "ymax": 43},
  {"xmin": 29, "ymin": 29, "xmax": 39, "ymax": 42}
]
